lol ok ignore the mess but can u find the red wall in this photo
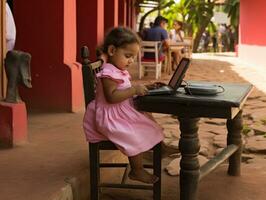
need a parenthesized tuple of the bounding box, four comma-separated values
(14, 0, 82, 112)
(77, 0, 104, 61)
(240, 0, 266, 45)
(105, 0, 119, 31)
(119, 0, 127, 26)
(12, 0, 136, 112)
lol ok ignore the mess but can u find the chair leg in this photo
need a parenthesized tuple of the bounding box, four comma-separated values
(138, 60, 143, 79)
(89, 143, 100, 200)
(158, 64, 162, 79)
(155, 65, 159, 79)
(153, 142, 162, 200)
(139, 66, 143, 79)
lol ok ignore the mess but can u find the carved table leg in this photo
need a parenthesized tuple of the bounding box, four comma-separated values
(227, 110, 243, 176)
(178, 117, 200, 200)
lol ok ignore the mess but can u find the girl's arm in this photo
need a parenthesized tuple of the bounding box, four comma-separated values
(101, 78, 148, 104)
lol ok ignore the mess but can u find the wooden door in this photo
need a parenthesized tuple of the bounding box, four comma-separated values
(0, 0, 6, 99)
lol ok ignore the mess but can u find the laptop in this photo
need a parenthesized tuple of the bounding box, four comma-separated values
(147, 57, 191, 95)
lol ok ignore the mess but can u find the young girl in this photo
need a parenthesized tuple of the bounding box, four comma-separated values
(83, 27, 164, 184)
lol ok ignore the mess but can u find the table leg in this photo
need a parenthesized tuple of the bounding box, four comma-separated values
(226, 110, 243, 176)
(178, 117, 200, 200)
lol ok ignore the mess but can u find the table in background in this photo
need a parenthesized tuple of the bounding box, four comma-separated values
(165, 41, 192, 75)
(135, 81, 253, 200)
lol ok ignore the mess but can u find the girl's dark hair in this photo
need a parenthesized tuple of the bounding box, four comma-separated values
(102, 27, 141, 53)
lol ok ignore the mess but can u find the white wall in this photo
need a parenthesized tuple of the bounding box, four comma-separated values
(238, 44, 266, 68)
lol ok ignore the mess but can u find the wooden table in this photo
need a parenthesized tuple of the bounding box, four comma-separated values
(135, 81, 253, 200)
(165, 41, 192, 75)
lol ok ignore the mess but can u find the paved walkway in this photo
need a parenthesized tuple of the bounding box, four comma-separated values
(0, 53, 266, 200)
(0, 112, 89, 200)
(193, 53, 266, 93)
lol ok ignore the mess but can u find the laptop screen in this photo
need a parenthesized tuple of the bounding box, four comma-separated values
(168, 58, 190, 90)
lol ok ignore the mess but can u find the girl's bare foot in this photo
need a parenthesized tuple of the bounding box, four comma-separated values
(128, 169, 159, 184)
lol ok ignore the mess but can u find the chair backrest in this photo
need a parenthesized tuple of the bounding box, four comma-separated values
(81, 46, 103, 108)
(140, 41, 162, 63)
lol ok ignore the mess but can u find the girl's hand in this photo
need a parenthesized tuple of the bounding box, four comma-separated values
(145, 82, 167, 90)
(133, 85, 148, 96)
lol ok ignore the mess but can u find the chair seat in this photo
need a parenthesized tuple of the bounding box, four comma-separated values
(91, 140, 118, 150)
(141, 55, 165, 62)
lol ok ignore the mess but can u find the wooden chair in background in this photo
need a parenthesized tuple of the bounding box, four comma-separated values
(81, 46, 162, 200)
(138, 41, 165, 79)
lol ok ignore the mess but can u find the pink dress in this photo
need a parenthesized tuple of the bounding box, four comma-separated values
(83, 63, 163, 156)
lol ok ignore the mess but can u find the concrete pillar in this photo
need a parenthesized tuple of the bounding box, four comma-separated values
(104, 0, 118, 32)
(118, 0, 127, 26)
(14, 0, 82, 112)
(77, 0, 104, 61)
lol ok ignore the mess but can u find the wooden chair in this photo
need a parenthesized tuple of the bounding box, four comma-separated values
(81, 46, 162, 200)
(138, 41, 165, 79)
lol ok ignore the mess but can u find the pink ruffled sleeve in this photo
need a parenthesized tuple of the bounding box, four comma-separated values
(96, 63, 124, 84)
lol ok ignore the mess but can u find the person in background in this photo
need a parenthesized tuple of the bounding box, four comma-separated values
(211, 31, 218, 52)
(228, 26, 235, 52)
(169, 20, 185, 69)
(219, 24, 229, 52)
(140, 21, 154, 40)
(144, 16, 169, 59)
(6, 1, 16, 51)
(169, 20, 184, 42)
(149, 21, 154, 28)
(202, 30, 210, 52)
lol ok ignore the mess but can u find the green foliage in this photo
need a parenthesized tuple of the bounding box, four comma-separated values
(162, 1, 184, 30)
(162, 0, 216, 51)
(138, 0, 175, 32)
(162, 0, 214, 35)
(207, 21, 217, 35)
(224, 0, 240, 28)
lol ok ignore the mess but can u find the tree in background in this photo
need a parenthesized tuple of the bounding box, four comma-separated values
(162, 0, 193, 36)
(138, 0, 240, 52)
(137, 0, 175, 33)
(163, 0, 217, 52)
(224, 0, 239, 44)
(224, 0, 239, 28)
